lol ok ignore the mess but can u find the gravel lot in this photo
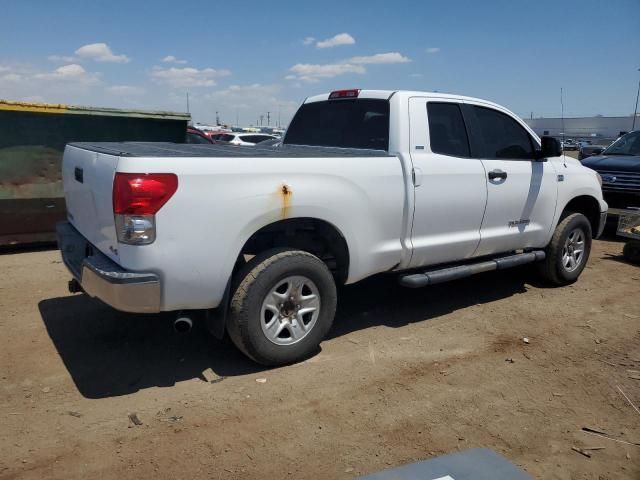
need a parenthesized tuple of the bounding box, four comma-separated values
(1, 237, 639, 479)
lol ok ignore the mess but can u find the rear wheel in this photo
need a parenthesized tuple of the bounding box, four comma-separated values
(227, 249, 337, 366)
(538, 212, 592, 285)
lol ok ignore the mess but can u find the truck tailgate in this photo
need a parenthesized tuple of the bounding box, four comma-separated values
(62, 145, 119, 262)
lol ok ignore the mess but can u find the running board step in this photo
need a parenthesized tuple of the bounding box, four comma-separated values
(398, 251, 546, 288)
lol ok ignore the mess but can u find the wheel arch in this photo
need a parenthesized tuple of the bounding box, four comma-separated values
(559, 195, 602, 235)
(236, 217, 350, 286)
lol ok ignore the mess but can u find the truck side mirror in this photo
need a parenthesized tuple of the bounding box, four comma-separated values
(536, 136, 562, 160)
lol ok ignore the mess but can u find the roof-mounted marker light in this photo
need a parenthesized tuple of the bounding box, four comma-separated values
(328, 89, 360, 100)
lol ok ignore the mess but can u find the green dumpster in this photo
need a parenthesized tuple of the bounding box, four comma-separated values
(0, 100, 190, 246)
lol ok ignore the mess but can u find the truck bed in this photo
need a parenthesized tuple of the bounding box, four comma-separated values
(68, 142, 392, 158)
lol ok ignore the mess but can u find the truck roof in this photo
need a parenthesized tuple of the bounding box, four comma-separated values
(304, 89, 507, 111)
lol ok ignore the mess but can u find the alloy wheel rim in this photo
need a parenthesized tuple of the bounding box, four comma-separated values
(562, 228, 585, 272)
(260, 275, 320, 345)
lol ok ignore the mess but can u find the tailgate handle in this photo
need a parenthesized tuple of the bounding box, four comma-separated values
(74, 167, 84, 183)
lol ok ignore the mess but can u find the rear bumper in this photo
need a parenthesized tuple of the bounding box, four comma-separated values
(56, 222, 161, 313)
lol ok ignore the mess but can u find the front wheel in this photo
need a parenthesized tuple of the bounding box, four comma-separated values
(227, 249, 337, 366)
(538, 212, 592, 285)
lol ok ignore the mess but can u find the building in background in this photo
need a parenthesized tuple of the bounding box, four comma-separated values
(524, 115, 638, 144)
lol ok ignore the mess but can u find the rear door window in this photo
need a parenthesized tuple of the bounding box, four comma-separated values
(471, 106, 535, 160)
(426, 102, 470, 157)
(284, 99, 389, 150)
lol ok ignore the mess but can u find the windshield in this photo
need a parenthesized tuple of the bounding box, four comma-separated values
(603, 131, 640, 156)
(284, 99, 390, 150)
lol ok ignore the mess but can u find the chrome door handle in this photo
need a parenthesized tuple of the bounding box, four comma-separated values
(488, 169, 507, 180)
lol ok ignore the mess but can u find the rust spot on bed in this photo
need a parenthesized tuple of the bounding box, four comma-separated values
(279, 183, 292, 218)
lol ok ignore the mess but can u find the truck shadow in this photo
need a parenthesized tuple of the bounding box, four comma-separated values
(329, 268, 529, 339)
(38, 268, 529, 399)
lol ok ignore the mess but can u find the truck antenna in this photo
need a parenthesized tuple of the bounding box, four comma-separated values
(560, 87, 565, 139)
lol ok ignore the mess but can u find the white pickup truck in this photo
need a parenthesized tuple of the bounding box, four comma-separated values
(57, 89, 607, 365)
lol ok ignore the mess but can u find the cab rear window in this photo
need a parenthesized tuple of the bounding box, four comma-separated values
(284, 99, 389, 150)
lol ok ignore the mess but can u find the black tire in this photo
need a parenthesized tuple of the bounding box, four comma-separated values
(622, 241, 640, 265)
(227, 248, 337, 366)
(538, 212, 592, 285)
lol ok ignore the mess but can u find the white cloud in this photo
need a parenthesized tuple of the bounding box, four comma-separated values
(316, 33, 355, 49)
(48, 55, 77, 63)
(151, 66, 231, 88)
(288, 63, 365, 82)
(162, 55, 187, 65)
(199, 83, 299, 126)
(107, 85, 145, 95)
(75, 43, 130, 63)
(0, 66, 25, 83)
(1, 73, 22, 82)
(0, 63, 103, 106)
(303, 37, 316, 46)
(0, 64, 35, 84)
(34, 64, 99, 84)
(426, 47, 440, 54)
(349, 52, 411, 65)
(286, 52, 411, 82)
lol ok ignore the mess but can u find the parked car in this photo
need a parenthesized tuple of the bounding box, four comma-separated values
(562, 139, 578, 151)
(581, 130, 640, 210)
(216, 133, 278, 146)
(186, 127, 212, 144)
(202, 129, 231, 140)
(578, 144, 605, 160)
(57, 89, 606, 366)
(208, 133, 227, 143)
(256, 137, 282, 147)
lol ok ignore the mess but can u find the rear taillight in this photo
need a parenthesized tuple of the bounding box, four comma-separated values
(113, 173, 178, 215)
(113, 173, 178, 245)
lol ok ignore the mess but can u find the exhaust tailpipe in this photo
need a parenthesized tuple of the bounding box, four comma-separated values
(173, 316, 193, 333)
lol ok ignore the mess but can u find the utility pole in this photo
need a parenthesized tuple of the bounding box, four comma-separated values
(633, 68, 640, 131)
(186, 92, 190, 113)
(267, 111, 271, 126)
(215, 111, 220, 126)
(259, 115, 264, 126)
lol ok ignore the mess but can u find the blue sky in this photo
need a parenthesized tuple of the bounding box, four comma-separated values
(1, 0, 639, 126)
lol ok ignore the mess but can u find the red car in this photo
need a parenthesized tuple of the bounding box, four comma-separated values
(186, 127, 213, 144)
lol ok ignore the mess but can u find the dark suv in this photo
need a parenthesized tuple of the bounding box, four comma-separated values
(581, 130, 640, 210)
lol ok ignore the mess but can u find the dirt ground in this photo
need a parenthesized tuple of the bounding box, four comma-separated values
(1, 237, 639, 480)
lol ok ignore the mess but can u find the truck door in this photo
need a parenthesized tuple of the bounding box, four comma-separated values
(408, 97, 487, 267)
(462, 103, 558, 256)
